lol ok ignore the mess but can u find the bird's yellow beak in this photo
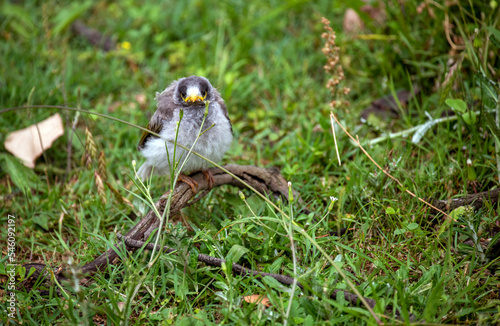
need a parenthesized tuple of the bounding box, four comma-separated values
(183, 89, 207, 105)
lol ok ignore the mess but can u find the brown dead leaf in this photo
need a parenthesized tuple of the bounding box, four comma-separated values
(243, 294, 271, 307)
(4, 113, 64, 168)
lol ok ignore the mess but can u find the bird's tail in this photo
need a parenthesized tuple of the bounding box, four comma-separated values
(136, 162, 153, 181)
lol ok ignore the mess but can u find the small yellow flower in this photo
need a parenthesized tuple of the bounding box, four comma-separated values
(120, 41, 131, 50)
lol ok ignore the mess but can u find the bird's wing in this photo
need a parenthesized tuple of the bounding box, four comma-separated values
(137, 86, 177, 150)
(137, 116, 163, 150)
(215, 93, 233, 134)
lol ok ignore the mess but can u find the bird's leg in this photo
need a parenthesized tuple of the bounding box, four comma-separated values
(177, 173, 198, 193)
(203, 170, 215, 190)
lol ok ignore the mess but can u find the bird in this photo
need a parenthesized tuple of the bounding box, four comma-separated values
(136, 76, 233, 191)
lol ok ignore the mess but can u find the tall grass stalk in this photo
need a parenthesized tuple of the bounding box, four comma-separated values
(283, 182, 298, 326)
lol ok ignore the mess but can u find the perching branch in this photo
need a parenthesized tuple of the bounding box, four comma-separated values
(79, 164, 299, 277)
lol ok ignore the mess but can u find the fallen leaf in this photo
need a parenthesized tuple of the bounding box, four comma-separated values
(4, 113, 64, 168)
(243, 294, 271, 307)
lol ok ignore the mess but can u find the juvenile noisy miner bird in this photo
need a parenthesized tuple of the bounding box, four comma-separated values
(137, 76, 233, 191)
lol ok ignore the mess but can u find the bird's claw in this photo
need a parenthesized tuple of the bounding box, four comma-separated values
(203, 170, 215, 190)
(178, 173, 198, 193)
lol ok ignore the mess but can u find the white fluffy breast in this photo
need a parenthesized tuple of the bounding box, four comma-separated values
(137, 101, 232, 181)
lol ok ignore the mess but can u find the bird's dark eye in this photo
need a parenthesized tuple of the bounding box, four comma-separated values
(201, 85, 209, 98)
(179, 87, 187, 99)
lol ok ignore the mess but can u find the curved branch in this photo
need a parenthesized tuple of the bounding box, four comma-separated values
(80, 164, 297, 276)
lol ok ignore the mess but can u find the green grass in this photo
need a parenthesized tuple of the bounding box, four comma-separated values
(1, 0, 500, 324)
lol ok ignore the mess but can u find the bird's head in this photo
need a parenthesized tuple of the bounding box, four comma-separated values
(174, 76, 214, 107)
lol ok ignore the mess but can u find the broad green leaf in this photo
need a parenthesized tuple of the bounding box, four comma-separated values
(303, 315, 315, 326)
(33, 214, 49, 231)
(269, 257, 285, 274)
(394, 228, 406, 235)
(385, 207, 396, 215)
(226, 244, 249, 265)
(450, 206, 467, 220)
(467, 165, 477, 181)
(445, 98, 467, 113)
(262, 275, 290, 293)
(407, 223, 419, 230)
(462, 111, 477, 125)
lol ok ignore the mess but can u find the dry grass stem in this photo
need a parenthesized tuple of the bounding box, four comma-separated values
(330, 112, 342, 166)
